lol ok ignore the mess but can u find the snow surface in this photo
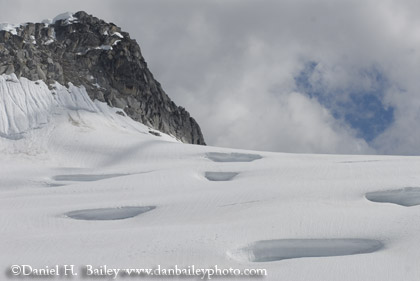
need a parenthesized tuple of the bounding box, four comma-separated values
(1, 12, 73, 37)
(52, 12, 77, 25)
(113, 40, 121, 46)
(0, 74, 171, 141)
(0, 23, 19, 35)
(43, 38, 54, 45)
(1, 75, 420, 280)
(96, 45, 112, 51)
(111, 32, 124, 39)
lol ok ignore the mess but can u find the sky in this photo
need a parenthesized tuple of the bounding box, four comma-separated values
(2, 0, 420, 155)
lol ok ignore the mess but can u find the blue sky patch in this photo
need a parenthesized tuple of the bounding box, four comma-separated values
(295, 62, 394, 142)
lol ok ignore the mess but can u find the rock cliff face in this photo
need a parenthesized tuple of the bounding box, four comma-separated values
(0, 11, 205, 145)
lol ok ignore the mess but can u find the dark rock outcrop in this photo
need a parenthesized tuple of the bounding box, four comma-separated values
(0, 11, 205, 145)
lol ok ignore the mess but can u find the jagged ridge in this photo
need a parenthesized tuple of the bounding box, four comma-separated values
(0, 11, 205, 145)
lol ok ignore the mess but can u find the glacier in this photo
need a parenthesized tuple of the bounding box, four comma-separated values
(1, 75, 420, 280)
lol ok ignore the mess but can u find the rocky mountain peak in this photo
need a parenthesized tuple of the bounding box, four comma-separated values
(0, 11, 205, 145)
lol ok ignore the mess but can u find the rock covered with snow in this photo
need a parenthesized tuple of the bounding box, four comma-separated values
(52, 12, 78, 24)
(0, 11, 205, 145)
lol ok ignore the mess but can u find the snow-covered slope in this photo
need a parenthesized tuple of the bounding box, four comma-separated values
(0, 74, 175, 141)
(1, 77, 420, 280)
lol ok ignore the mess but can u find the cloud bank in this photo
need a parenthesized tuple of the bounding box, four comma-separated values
(2, 0, 420, 155)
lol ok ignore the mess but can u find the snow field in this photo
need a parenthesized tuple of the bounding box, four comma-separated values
(2, 75, 420, 280)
